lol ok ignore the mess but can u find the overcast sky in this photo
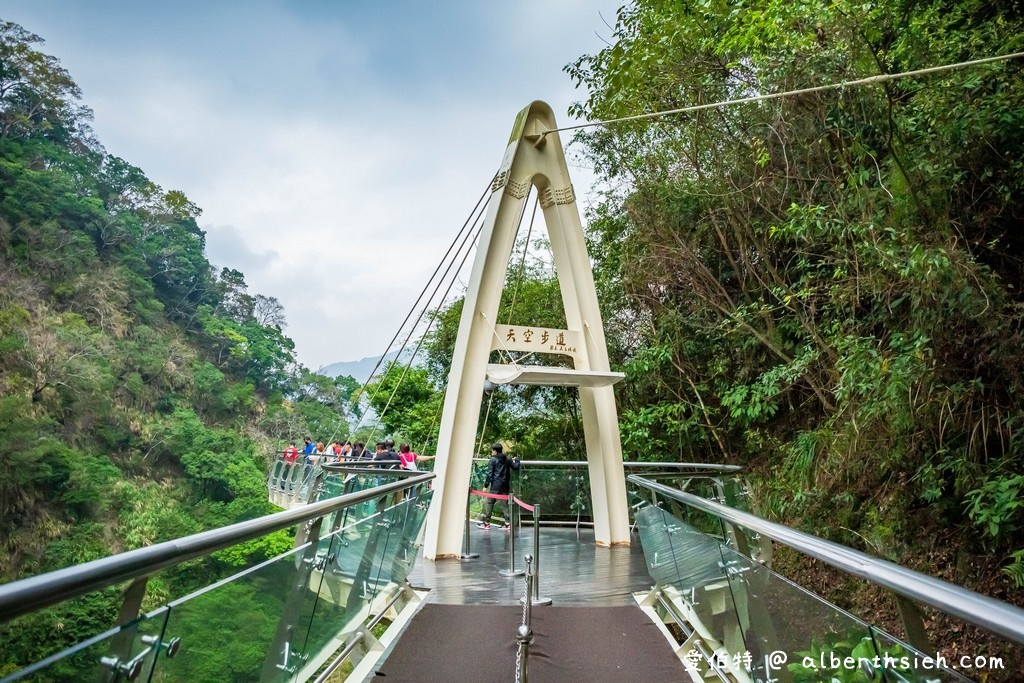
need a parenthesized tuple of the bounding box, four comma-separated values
(4, 1, 622, 370)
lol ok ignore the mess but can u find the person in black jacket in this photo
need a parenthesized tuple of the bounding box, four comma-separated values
(372, 441, 400, 469)
(477, 443, 520, 530)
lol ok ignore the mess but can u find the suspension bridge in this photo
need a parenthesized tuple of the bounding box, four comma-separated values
(1, 99, 1023, 683)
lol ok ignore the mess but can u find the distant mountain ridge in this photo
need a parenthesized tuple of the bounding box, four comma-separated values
(318, 350, 405, 384)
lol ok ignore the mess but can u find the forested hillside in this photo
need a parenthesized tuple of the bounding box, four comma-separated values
(562, 0, 1024, 660)
(0, 21, 356, 672)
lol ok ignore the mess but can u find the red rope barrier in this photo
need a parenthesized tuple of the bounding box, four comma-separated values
(469, 489, 510, 501)
(512, 496, 534, 512)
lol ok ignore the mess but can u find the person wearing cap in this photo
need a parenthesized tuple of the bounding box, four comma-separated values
(477, 443, 520, 530)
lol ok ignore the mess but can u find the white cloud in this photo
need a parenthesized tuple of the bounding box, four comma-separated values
(4, 0, 623, 368)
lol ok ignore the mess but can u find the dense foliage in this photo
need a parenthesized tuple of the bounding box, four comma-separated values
(394, 0, 1024, 665)
(0, 21, 354, 676)
(561, 0, 1024, 658)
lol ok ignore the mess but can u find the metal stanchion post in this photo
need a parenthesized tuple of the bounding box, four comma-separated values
(515, 624, 533, 683)
(500, 489, 524, 577)
(460, 488, 479, 561)
(526, 504, 551, 606)
(523, 554, 534, 626)
(515, 554, 534, 683)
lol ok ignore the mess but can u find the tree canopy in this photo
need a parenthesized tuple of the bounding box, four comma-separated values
(0, 21, 356, 676)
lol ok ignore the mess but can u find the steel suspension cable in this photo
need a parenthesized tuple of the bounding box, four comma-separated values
(372, 174, 542, 450)
(327, 180, 492, 446)
(505, 193, 540, 326)
(544, 51, 1024, 138)
(365, 196, 491, 444)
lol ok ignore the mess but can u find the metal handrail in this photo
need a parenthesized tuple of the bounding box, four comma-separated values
(629, 475, 1024, 645)
(481, 460, 743, 472)
(321, 462, 420, 473)
(0, 472, 435, 622)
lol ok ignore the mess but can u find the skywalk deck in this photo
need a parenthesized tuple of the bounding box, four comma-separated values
(376, 525, 690, 682)
(408, 525, 652, 606)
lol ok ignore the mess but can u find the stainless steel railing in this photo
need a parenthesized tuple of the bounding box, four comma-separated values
(0, 472, 433, 622)
(628, 474, 1024, 646)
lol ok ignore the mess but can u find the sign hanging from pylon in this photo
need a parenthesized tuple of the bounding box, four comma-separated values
(422, 101, 630, 560)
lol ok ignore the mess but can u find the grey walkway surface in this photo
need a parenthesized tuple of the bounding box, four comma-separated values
(407, 524, 653, 606)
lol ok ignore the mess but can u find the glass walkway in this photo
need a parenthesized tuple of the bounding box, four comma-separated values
(0, 460, 1021, 681)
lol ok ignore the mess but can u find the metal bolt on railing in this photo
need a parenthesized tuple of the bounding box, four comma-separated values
(304, 554, 329, 571)
(100, 655, 143, 681)
(275, 641, 303, 674)
(141, 634, 181, 658)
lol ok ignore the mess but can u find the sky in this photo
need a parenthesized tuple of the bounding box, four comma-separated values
(3, 0, 623, 370)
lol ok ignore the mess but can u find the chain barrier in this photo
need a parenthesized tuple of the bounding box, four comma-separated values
(515, 554, 535, 683)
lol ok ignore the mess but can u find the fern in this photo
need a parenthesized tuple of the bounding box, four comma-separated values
(1004, 549, 1024, 588)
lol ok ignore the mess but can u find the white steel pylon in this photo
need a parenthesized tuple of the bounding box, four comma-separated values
(422, 101, 630, 560)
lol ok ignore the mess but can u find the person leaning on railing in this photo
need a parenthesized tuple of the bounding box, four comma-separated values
(398, 443, 435, 470)
(372, 442, 400, 469)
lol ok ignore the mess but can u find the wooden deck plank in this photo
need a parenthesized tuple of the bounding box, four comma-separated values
(408, 525, 652, 606)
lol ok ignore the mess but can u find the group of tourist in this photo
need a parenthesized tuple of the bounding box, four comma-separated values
(279, 438, 517, 530)
(281, 437, 434, 471)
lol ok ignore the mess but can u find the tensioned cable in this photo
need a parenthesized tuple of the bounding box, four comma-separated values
(544, 51, 1024, 137)
(365, 194, 492, 445)
(372, 184, 541, 449)
(486, 187, 534, 364)
(356, 196, 488, 444)
(364, 207, 487, 445)
(506, 194, 540, 326)
(326, 180, 492, 446)
(474, 191, 541, 454)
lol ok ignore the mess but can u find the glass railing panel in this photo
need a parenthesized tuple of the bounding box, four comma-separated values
(386, 487, 434, 585)
(717, 541, 875, 682)
(317, 469, 348, 500)
(267, 458, 286, 489)
(0, 605, 170, 683)
(156, 540, 320, 682)
(289, 510, 390, 681)
(634, 504, 752, 672)
(463, 461, 753, 529)
(868, 628, 973, 683)
(514, 465, 588, 521)
(637, 502, 971, 683)
(292, 486, 432, 679)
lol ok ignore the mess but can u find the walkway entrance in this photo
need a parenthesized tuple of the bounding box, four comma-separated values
(374, 526, 687, 681)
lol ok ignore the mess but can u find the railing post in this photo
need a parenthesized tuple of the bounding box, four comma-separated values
(260, 515, 326, 680)
(461, 488, 479, 561)
(102, 576, 149, 679)
(530, 504, 551, 606)
(896, 595, 932, 653)
(515, 624, 533, 683)
(523, 555, 534, 626)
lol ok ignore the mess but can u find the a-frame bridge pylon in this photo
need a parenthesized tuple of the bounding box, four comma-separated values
(422, 101, 630, 560)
